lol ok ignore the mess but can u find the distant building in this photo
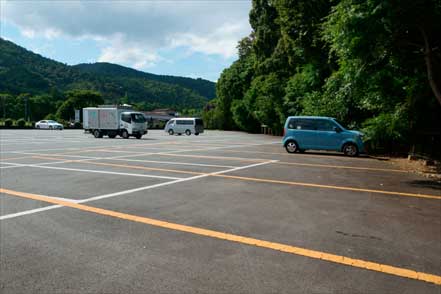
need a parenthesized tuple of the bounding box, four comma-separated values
(142, 108, 179, 129)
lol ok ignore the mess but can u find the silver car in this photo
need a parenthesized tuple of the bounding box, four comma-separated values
(35, 120, 64, 130)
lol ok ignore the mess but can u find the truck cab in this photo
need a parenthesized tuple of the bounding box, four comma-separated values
(120, 112, 147, 139)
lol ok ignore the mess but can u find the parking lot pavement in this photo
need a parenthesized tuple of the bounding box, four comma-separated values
(1, 129, 440, 293)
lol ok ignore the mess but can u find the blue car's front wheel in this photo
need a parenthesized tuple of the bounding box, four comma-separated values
(285, 141, 299, 153)
(343, 143, 359, 157)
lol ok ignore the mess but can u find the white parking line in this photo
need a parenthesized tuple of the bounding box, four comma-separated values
(0, 160, 276, 220)
(1, 152, 239, 169)
(4, 163, 183, 180)
(0, 205, 63, 220)
(110, 158, 237, 169)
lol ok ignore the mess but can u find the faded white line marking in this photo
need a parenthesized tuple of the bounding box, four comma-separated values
(0, 160, 275, 220)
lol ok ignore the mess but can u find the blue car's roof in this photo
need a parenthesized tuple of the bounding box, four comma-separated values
(286, 116, 336, 120)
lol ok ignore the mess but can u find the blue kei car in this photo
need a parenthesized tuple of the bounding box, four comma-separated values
(282, 116, 365, 157)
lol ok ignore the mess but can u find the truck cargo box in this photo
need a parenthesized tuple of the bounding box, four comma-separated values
(83, 108, 119, 130)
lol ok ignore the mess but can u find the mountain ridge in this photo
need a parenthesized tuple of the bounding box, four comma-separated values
(0, 38, 215, 108)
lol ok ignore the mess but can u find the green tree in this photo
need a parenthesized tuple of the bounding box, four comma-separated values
(56, 90, 103, 120)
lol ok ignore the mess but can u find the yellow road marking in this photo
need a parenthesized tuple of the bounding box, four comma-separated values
(30, 156, 441, 200)
(274, 161, 406, 173)
(0, 155, 34, 161)
(218, 148, 380, 161)
(31, 155, 78, 162)
(52, 141, 179, 155)
(80, 161, 204, 176)
(31, 156, 205, 175)
(215, 174, 441, 200)
(1, 187, 440, 285)
(155, 148, 405, 173)
(159, 153, 267, 162)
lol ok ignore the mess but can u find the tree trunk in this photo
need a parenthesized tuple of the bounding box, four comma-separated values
(419, 26, 441, 107)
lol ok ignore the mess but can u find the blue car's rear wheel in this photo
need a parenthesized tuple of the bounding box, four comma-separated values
(285, 141, 298, 153)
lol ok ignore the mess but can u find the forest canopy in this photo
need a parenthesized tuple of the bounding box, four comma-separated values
(210, 0, 441, 155)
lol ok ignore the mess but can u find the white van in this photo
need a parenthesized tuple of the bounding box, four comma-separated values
(164, 118, 204, 136)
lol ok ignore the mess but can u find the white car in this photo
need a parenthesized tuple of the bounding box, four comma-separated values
(35, 120, 63, 130)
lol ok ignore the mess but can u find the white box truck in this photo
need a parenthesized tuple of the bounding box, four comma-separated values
(83, 105, 147, 139)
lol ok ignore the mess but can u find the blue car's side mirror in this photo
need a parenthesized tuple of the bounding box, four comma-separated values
(334, 126, 342, 133)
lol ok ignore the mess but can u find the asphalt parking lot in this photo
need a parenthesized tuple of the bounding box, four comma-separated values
(1, 129, 440, 293)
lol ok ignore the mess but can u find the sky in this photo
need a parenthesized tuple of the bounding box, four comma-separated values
(0, 0, 252, 81)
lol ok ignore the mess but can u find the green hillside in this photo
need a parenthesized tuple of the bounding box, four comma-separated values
(0, 38, 215, 108)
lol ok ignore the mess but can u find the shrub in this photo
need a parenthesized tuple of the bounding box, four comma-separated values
(4, 118, 13, 127)
(44, 113, 58, 120)
(16, 118, 26, 127)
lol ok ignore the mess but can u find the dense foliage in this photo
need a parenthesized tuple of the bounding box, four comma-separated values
(212, 0, 441, 155)
(0, 89, 102, 123)
(0, 38, 215, 110)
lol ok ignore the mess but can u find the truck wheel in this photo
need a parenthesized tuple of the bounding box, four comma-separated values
(135, 134, 142, 139)
(121, 130, 129, 139)
(168, 129, 174, 135)
(185, 130, 191, 136)
(93, 130, 102, 138)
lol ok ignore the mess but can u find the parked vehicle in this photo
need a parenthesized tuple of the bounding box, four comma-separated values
(282, 116, 365, 156)
(35, 120, 63, 130)
(164, 118, 204, 136)
(83, 106, 147, 139)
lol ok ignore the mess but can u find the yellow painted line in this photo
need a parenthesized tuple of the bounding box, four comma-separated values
(80, 161, 205, 176)
(31, 155, 77, 162)
(274, 161, 406, 173)
(31, 156, 441, 200)
(31, 156, 203, 175)
(54, 141, 179, 155)
(1, 187, 440, 285)
(159, 153, 267, 162)
(214, 174, 441, 200)
(0, 155, 34, 161)
(219, 148, 378, 161)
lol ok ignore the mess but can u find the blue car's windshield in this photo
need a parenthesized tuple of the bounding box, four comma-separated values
(333, 119, 347, 130)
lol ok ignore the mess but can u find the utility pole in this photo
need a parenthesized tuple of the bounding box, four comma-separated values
(1, 95, 5, 119)
(23, 95, 29, 121)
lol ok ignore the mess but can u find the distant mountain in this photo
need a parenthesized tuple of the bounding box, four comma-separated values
(0, 38, 215, 108)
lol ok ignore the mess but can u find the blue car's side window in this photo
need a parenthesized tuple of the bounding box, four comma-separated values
(297, 119, 315, 130)
(316, 119, 335, 131)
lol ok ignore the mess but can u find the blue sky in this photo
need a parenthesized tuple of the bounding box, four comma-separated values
(0, 1, 252, 81)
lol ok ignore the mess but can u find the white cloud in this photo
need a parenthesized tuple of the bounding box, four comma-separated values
(2, 0, 252, 69)
(98, 37, 161, 69)
(169, 22, 248, 58)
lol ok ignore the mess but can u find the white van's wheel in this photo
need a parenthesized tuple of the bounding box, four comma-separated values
(168, 129, 174, 135)
(185, 130, 191, 136)
(121, 130, 129, 139)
